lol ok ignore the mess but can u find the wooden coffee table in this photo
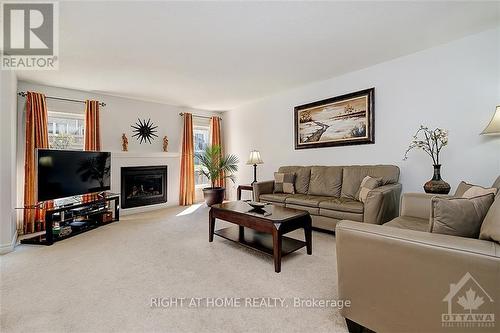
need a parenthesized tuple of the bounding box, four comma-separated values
(209, 201, 312, 273)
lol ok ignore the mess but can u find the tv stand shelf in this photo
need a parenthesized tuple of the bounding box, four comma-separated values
(20, 193, 119, 246)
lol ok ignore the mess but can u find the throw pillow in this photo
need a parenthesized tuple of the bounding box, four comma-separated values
(356, 176, 382, 203)
(429, 194, 495, 238)
(273, 172, 295, 194)
(479, 197, 500, 242)
(462, 186, 497, 199)
(454, 181, 497, 198)
(462, 186, 497, 198)
(492, 176, 500, 191)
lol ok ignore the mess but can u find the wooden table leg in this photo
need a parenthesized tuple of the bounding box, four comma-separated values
(209, 211, 215, 242)
(304, 216, 312, 255)
(272, 228, 282, 273)
(238, 226, 244, 240)
(237, 186, 242, 200)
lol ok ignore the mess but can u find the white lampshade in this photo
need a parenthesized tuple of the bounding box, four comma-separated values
(246, 150, 263, 165)
(481, 105, 500, 135)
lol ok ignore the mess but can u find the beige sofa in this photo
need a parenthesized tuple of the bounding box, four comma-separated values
(336, 177, 500, 333)
(253, 165, 402, 232)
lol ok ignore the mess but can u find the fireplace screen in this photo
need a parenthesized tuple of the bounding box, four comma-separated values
(121, 166, 167, 208)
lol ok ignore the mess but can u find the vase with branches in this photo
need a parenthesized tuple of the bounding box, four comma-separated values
(404, 125, 451, 194)
(196, 145, 239, 206)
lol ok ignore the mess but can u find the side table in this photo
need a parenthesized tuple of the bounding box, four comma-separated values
(237, 184, 253, 200)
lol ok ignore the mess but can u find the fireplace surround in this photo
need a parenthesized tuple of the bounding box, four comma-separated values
(121, 166, 167, 208)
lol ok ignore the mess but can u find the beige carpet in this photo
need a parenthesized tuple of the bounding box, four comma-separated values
(1, 205, 348, 332)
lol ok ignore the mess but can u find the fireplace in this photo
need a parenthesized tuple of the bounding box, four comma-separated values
(121, 166, 167, 208)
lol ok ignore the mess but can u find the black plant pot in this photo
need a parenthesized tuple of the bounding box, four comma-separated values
(423, 164, 451, 194)
(202, 187, 225, 207)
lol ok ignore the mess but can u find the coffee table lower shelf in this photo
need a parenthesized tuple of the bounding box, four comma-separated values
(214, 226, 306, 256)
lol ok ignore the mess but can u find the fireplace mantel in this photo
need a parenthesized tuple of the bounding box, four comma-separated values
(111, 151, 179, 159)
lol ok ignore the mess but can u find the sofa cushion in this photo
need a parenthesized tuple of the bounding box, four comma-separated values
(319, 208, 363, 222)
(319, 197, 364, 214)
(307, 166, 343, 197)
(278, 166, 311, 194)
(341, 165, 400, 199)
(286, 204, 319, 215)
(273, 172, 295, 194)
(384, 216, 429, 232)
(259, 193, 292, 203)
(429, 194, 495, 238)
(285, 194, 331, 208)
(479, 197, 500, 243)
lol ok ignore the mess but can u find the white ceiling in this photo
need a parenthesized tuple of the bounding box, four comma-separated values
(16, 1, 500, 110)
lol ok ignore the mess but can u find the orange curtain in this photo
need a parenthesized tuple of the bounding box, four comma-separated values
(82, 100, 101, 204)
(210, 116, 224, 188)
(84, 100, 101, 151)
(179, 113, 195, 205)
(23, 92, 49, 234)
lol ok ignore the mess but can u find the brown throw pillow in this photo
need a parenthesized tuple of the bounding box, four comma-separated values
(356, 176, 382, 203)
(479, 197, 500, 243)
(274, 172, 295, 194)
(429, 194, 495, 238)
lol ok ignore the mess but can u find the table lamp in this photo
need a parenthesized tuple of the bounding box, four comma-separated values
(481, 105, 500, 135)
(247, 150, 263, 184)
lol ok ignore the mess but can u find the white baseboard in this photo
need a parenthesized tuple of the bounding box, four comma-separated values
(0, 232, 17, 255)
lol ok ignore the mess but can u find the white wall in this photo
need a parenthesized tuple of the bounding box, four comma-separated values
(225, 28, 500, 199)
(16, 82, 221, 214)
(1, 70, 18, 254)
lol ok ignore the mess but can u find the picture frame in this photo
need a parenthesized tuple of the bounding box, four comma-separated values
(294, 88, 375, 149)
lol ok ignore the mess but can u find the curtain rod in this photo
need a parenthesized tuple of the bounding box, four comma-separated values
(179, 112, 221, 120)
(18, 91, 106, 107)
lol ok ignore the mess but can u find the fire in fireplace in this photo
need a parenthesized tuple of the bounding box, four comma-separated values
(121, 166, 167, 208)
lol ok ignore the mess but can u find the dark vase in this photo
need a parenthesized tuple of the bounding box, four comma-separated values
(423, 164, 451, 194)
(202, 187, 225, 206)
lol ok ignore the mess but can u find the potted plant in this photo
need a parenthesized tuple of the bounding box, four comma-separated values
(404, 125, 450, 194)
(196, 145, 239, 206)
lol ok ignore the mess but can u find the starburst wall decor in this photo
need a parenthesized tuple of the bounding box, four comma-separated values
(131, 118, 158, 144)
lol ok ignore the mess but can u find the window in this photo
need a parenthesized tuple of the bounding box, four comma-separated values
(48, 111, 85, 150)
(193, 124, 210, 186)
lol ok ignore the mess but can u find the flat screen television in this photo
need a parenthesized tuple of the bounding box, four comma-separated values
(37, 149, 111, 201)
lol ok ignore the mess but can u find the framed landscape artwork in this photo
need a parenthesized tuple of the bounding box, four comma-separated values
(294, 88, 375, 149)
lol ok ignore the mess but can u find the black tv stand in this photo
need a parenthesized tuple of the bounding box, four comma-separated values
(20, 192, 119, 246)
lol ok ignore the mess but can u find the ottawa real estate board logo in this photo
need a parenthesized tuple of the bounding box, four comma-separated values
(1, 2, 59, 70)
(442, 272, 495, 328)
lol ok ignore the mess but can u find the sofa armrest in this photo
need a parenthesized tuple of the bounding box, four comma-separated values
(363, 183, 402, 224)
(400, 192, 452, 220)
(336, 221, 500, 333)
(252, 180, 274, 201)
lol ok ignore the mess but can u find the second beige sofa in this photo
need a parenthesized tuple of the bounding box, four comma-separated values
(336, 176, 500, 332)
(253, 165, 402, 232)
